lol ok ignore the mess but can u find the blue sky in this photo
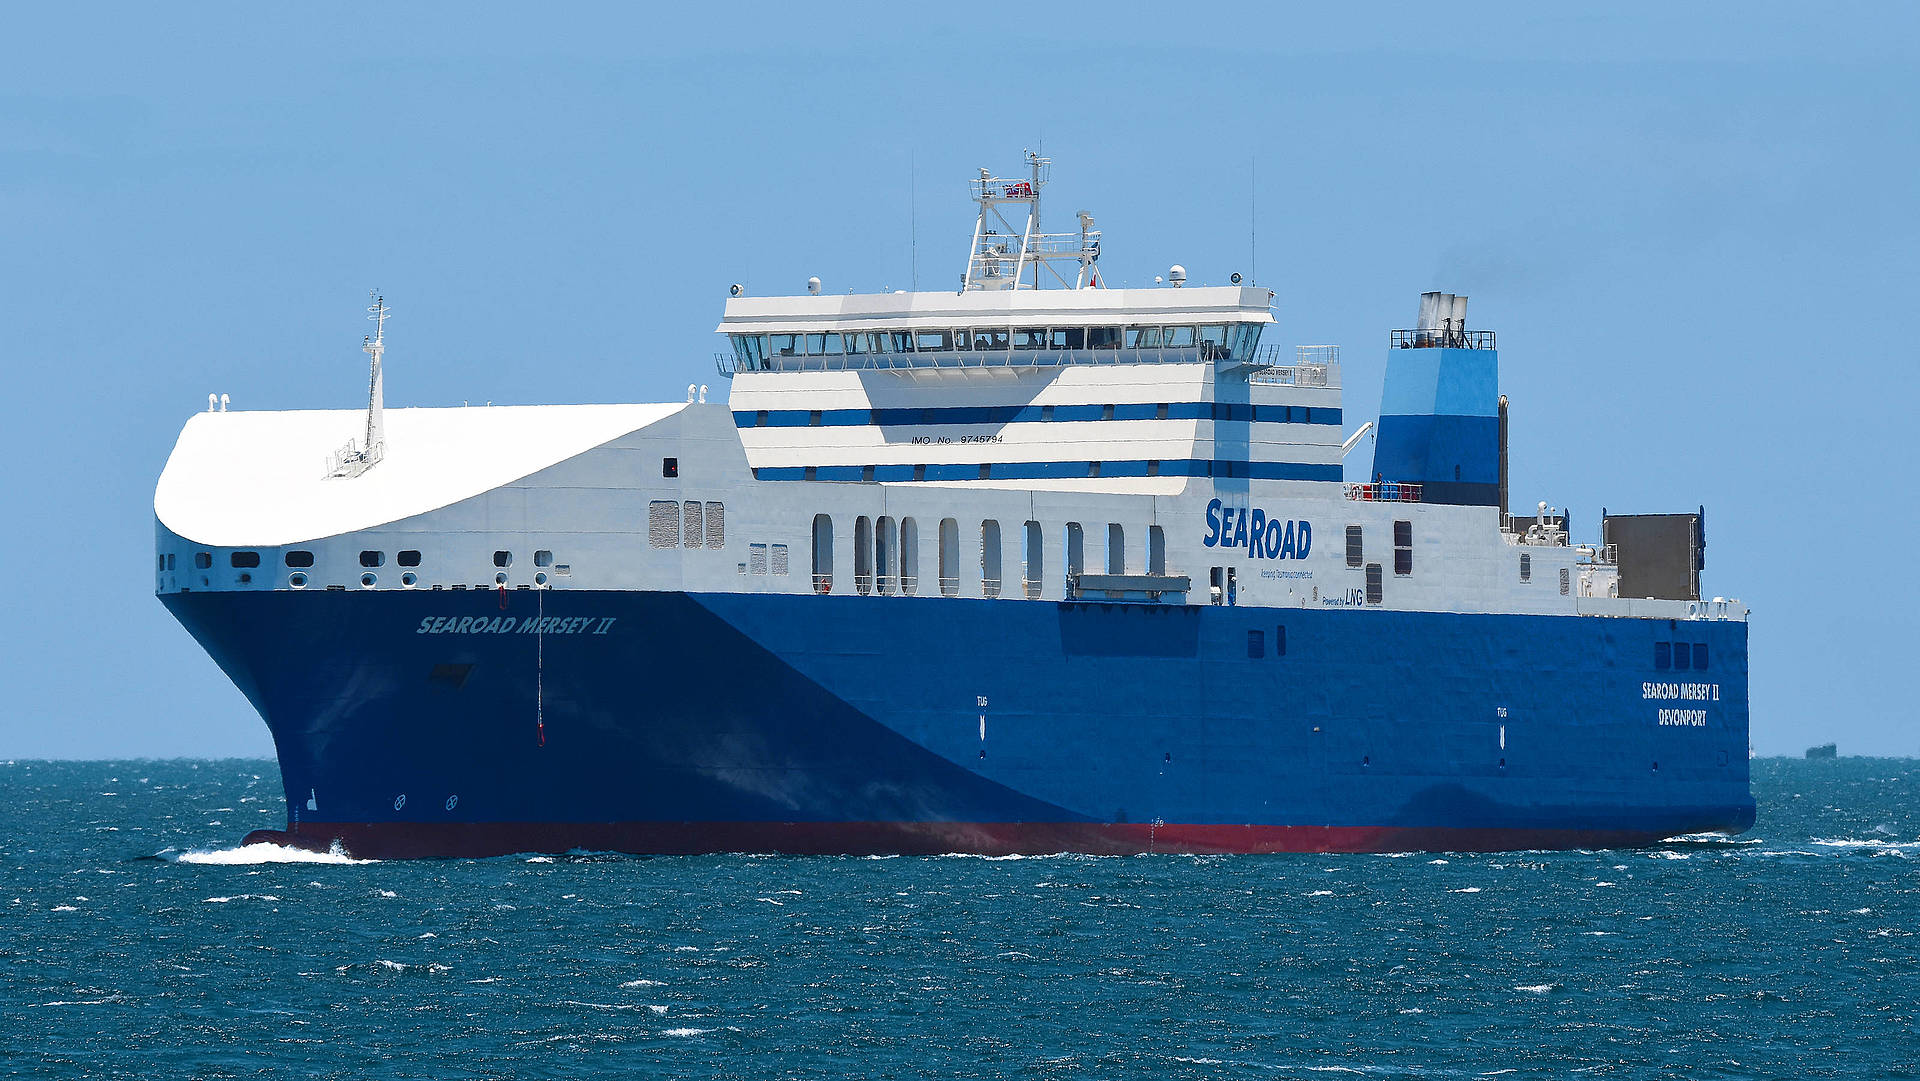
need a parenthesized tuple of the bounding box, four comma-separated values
(2, 4, 1914, 757)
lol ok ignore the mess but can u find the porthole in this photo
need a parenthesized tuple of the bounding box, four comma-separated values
(494, 571, 508, 585)
(289, 572, 308, 589)
(360, 572, 378, 588)
(534, 571, 548, 586)
(400, 572, 418, 588)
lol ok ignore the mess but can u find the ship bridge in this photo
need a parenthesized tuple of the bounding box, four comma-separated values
(710, 155, 1345, 493)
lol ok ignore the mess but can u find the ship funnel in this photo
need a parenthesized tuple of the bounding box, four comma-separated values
(1372, 292, 1500, 506)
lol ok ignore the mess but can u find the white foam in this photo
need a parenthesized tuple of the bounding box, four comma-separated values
(1514, 983, 1557, 993)
(49, 905, 79, 912)
(203, 894, 281, 903)
(1449, 887, 1483, 894)
(1811, 838, 1920, 851)
(167, 841, 373, 866)
(660, 1028, 712, 1037)
(621, 979, 665, 988)
(1307, 890, 1335, 897)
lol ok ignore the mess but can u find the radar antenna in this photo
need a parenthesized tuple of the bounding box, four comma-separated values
(326, 293, 390, 478)
(962, 151, 1102, 291)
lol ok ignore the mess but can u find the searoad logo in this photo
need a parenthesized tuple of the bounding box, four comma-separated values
(1203, 498, 1312, 560)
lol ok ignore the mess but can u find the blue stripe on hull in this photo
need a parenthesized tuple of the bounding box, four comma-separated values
(160, 589, 1754, 855)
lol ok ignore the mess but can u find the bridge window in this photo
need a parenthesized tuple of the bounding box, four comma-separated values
(952, 328, 973, 351)
(1023, 520, 1044, 599)
(649, 501, 679, 548)
(1088, 326, 1121, 349)
(939, 518, 960, 596)
(887, 331, 914, 353)
(977, 329, 1009, 350)
(917, 330, 952, 351)
(1106, 524, 1126, 574)
(1365, 564, 1383, 605)
(981, 520, 1002, 597)
(876, 516, 897, 594)
(1345, 525, 1363, 568)
(1393, 520, 1413, 576)
(811, 514, 833, 593)
(854, 516, 874, 595)
(1148, 525, 1166, 575)
(900, 518, 920, 594)
(1013, 328, 1046, 350)
(1199, 325, 1227, 359)
(843, 332, 869, 355)
(1126, 326, 1162, 349)
(285, 550, 314, 568)
(771, 333, 800, 357)
(803, 333, 828, 355)
(1165, 326, 1196, 347)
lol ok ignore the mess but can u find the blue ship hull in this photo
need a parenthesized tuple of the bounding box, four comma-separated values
(162, 588, 1754, 857)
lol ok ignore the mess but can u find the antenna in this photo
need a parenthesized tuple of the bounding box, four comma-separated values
(910, 150, 918, 291)
(1250, 158, 1258, 286)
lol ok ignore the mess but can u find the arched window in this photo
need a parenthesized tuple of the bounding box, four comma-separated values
(876, 516, 897, 595)
(938, 518, 960, 596)
(1065, 522, 1085, 584)
(1148, 525, 1167, 575)
(900, 517, 919, 595)
(1106, 524, 1126, 575)
(854, 516, 874, 595)
(981, 521, 1002, 597)
(1023, 521, 1044, 599)
(811, 514, 834, 594)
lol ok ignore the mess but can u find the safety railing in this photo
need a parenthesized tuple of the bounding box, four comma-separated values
(938, 576, 960, 597)
(812, 573, 832, 594)
(1390, 329, 1496, 350)
(716, 343, 1264, 378)
(1023, 578, 1043, 600)
(1345, 482, 1423, 503)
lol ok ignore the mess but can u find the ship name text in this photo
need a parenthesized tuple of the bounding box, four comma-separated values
(415, 615, 617, 636)
(1203, 499, 1312, 560)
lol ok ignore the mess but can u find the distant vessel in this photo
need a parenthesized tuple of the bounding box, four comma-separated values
(1805, 743, 1838, 760)
(154, 154, 1755, 857)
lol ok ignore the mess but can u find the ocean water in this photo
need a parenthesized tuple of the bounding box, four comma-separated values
(1, 760, 1915, 1079)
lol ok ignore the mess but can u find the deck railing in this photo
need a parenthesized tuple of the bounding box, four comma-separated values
(1345, 482, 1423, 503)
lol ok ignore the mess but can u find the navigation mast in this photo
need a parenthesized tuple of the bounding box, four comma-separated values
(326, 293, 390, 478)
(962, 151, 1102, 291)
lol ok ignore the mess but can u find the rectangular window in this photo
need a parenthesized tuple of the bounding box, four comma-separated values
(662, 457, 678, 478)
(359, 550, 384, 568)
(1520, 553, 1532, 582)
(1127, 326, 1162, 349)
(1673, 641, 1691, 670)
(532, 550, 552, 567)
(649, 501, 680, 548)
(1013, 328, 1046, 350)
(398, 550, 422, 567)
(1148, 525, 1166, 576)
(1345, 525, 1363, 568)
(843, 332, 868, 355)
(952, 328, 973, 351)
(1165, 326, 1196, 347)
(1106, 523, 1125, 574)
(749, 543, 768, 574)
(1654, 641, 1671, 669)
(1559, 567, 1571, 596)
(705, 502, 726, 548)
(1274, 625, 1287, 657)
(492, 550, 512, 568)
(1247, 630, 1265, 658)
(771, 543, 789, 576)
(916, 330, 952, 351)
(811, 514, 833, 592)
(195, 552, 212, 569)
(1693, 643, 1709, 670)
(1065, 523, 1085, 578)
(683, 502, 703, 548)
(1365, 564, 1383, 605)
(821, 332, 843, 354)
(1393, 519, 1412, 576)
(230, 551, 260, 569)
(771, 333, 800, 357)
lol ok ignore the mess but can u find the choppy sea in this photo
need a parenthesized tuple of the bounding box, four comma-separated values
(1, 759, 1916, 1079)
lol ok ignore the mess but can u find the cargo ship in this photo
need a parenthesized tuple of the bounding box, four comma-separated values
(155, 154, 1754, 857)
